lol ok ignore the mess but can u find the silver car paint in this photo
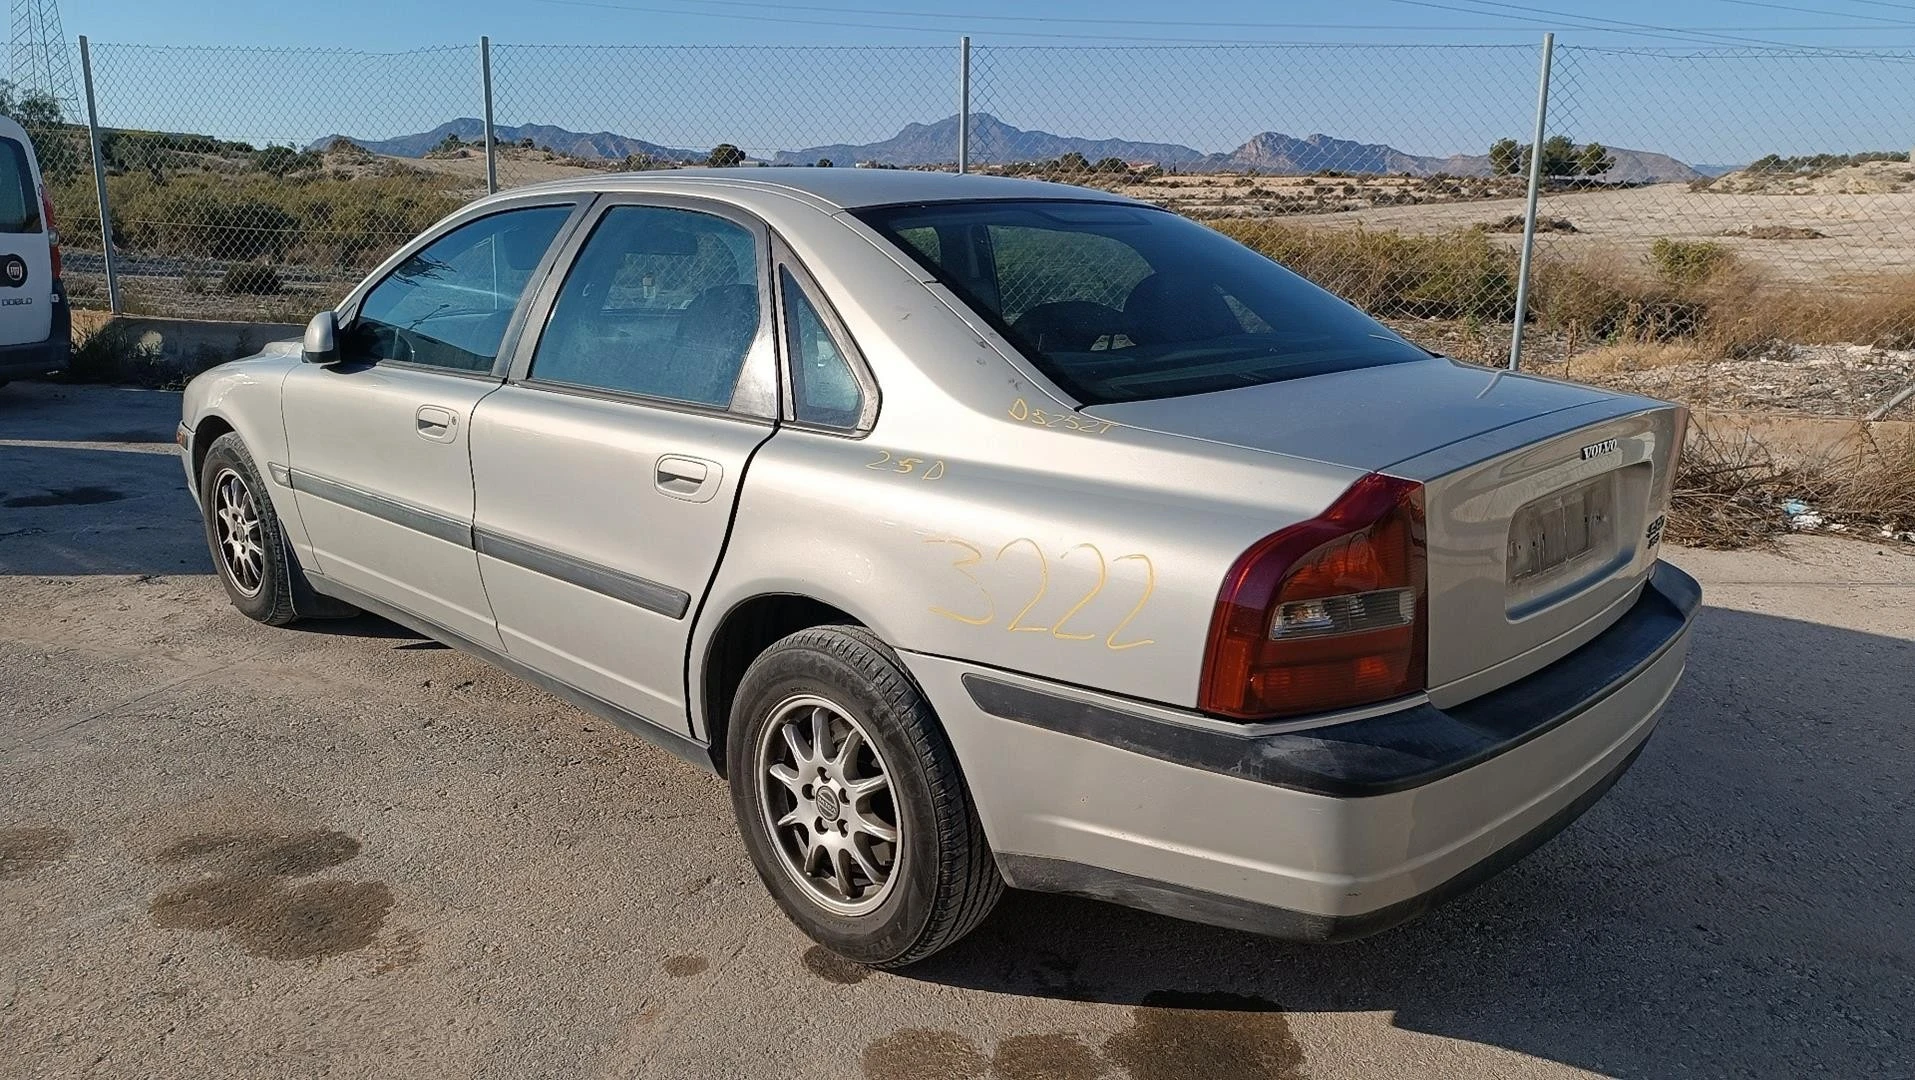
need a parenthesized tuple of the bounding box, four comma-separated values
(901, 622, 1688, 919)
(282, 362, 505, 648)
(179, 169, 1693, 923)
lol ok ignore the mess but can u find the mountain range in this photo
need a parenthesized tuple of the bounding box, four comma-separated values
(317, 112, 1704, 182)
(308, 118, 703, 163)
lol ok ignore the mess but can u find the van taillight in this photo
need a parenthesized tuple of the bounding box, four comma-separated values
(40, 187, 59, 279)
(1199, 473, 1428, 719)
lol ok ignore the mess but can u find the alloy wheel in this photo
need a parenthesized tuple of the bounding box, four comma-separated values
(212, 467, 265, 597)
(756, 693, 902, 916)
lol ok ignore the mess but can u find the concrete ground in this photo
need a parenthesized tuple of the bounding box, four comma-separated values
(2, 381, 1912, 1080)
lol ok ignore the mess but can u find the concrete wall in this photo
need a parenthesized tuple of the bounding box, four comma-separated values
(1692, 406, 1915, 463)
(71, 311, 303, 387)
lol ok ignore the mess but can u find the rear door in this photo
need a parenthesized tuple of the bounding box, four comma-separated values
(0, 127, 53, 346)
(469, 196, 783, 733)
(281, 199, 581, 647)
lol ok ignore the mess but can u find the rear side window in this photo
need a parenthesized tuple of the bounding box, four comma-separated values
(0, 138, 40, 234)
(531, 205, 762, 407)
(855, 200, 1426, 405)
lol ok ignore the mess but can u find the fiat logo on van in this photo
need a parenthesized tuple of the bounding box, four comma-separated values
(0, 255, 25, 287)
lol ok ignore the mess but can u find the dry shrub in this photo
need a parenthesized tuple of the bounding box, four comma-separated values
(1822, 432, 1915, 530)
(1216, 215, 1915, 358)
(1667, 424, 1799, 548)
(1529, 249, 1704, 343)
(1669, 424, 1915, 548)
(1568, 342, 1706, 376)
(1720, 225, 1826, 240)
(1209, 219, 1516, 320)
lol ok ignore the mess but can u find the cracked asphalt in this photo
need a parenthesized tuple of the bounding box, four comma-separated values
(3, 381, 1913, 1079)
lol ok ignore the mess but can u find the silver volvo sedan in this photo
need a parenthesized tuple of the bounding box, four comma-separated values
(177, 170, 1698, 967)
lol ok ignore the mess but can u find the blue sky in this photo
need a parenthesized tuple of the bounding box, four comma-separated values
(49, 0, 1915, 165)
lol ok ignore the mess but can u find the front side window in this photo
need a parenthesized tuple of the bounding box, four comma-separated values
(530, 205, 762, 407)
(855, 200, 1427, 405)
(779, 268, 864, 430)
(347, 205, 572, 372)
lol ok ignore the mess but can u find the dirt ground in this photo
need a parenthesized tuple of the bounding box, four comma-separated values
(3, 383, 1914, 1079)
(1306, 181, 1915, 286)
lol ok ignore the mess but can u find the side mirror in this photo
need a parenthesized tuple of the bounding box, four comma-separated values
(302, 310, 340, 365)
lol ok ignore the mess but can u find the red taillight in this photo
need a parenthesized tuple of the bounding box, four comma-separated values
(40, 187, 59, 279)
(1199, 473, 1428, 720)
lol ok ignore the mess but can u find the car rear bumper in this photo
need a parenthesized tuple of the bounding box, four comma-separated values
(899, 560, 1700, 941)
(0, 279, 72, 380)
(0, 336, 69, 379)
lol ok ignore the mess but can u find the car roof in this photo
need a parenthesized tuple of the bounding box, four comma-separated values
(504, 167, 1140, 211)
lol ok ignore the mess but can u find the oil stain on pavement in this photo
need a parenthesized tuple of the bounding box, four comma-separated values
(147, 828, 393, 962)
(1103, 991, 1304, 1080)
(856, 990, 1302, 1080)
(2, 486, 127, 508)
(0, 825, 73, 879)
(991, 1033, 1108, 1080)
(862, 1028, 992, 1079)
(662, 955, 709, 977)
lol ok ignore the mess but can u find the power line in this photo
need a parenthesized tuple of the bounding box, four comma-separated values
(537, 0, 1915, 33)
(1706, 0, 1915, 25)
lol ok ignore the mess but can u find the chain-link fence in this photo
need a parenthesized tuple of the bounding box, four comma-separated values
(71, 43, 481, 321)
(27, 36, 1915, 419)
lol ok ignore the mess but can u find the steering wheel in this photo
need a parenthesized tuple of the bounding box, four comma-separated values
(1009, 301, 1130, 352)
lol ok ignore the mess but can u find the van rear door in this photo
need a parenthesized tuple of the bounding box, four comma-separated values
(0, 132, 54, 347)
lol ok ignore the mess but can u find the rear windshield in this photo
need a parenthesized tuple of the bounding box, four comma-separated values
(854, 199, 1426, 405)
(0, 138, 37, 234)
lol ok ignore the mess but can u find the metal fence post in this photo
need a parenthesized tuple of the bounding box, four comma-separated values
(480, 36, 498, 194)
(77, 35, 121, 315)
(957, 36, 970, 174)
(1508, 31, 1554, 371)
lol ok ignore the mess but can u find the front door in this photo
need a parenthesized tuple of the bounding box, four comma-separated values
(282, 202, 577, 646)
(470, 200, 779, 732)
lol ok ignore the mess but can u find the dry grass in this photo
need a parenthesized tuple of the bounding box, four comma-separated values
(1565, 342, 1707, 376)
(1668, 423, 1915, 548)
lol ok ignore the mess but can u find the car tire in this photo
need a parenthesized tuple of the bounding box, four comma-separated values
(198, 432, 301, 626)
(728, 625, 1003, 968)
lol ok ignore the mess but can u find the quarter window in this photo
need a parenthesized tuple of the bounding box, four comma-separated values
(531, 205, 762, 408)
(780, 268, 864, 430)
(346, 205, 572, 372)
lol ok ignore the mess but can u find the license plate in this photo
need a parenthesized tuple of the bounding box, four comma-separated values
(1507, 477, 1615, 584)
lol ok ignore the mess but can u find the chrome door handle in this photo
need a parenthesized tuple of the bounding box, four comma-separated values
(655, 454, 720, 503)
(416, 405, 458, 442)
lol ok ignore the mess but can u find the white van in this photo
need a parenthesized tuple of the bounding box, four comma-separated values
(0, 113, 69, 388)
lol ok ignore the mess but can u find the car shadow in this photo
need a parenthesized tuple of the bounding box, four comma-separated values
(901, 606, 1915, 1078)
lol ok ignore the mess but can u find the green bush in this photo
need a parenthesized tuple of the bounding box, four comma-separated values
(1649, 238, 1736, 286)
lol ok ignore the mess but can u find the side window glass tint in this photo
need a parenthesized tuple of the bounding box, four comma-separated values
(347, 206, 571, 372)
(531, 205, 761, 407)
(780, 268, 863, 430)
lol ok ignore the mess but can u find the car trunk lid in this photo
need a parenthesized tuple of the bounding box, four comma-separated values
(1087, 358, 1684, 702)
(1082, 357, 1621, 473)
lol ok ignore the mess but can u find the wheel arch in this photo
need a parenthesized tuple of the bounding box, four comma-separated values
(695, 591, 876, 776)
(188, 412, 237, 495)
